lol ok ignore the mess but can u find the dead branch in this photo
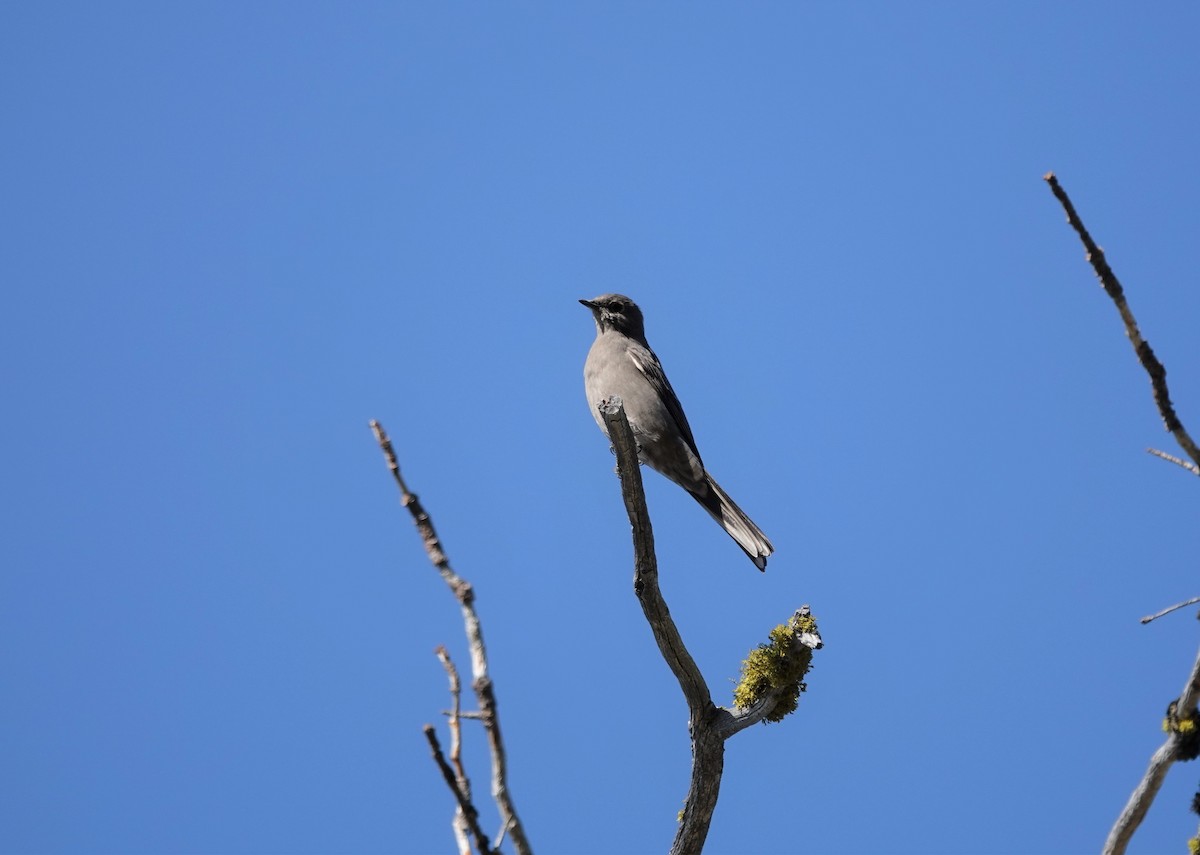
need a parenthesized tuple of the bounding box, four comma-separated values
(1142, 598, 1200, 626)
(1044, 175, 1200, 854)
(1044, 172, 1200, 473)
(371, 420, 532, 855)
(423, 726, 495, 855)
(598, 398, 818, 855)
(1104, 639, 1200, 855)
(1146, 448, 1200, 477)
(437, 646, 472, 855)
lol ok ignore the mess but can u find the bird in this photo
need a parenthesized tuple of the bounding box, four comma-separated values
(580, 293, 774, 570)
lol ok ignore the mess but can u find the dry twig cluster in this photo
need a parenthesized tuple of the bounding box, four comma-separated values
(1045, 174, 1200, 855)
(371, 420, 531, 855)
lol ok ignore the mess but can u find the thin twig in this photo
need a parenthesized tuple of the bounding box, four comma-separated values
(1141, 597, 1200, 626)
(1147, 448, 1200, 476)
(437, 646, 472, 855)
(1044, 173, 1200, 474)
(372, 420, 533, 855)
(370, 420, 462, 592)
(423, 726, 495, 855)
(437, 647, 468, 785)
(492, 819, 512, 853)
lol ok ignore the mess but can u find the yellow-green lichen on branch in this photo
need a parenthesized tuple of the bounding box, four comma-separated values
(1164, 700, 1200, 761)
(732, 607, 821, 723)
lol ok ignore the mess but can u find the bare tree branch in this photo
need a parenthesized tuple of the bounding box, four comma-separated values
(371, 420, 532, 855)
(601, 398, 720, 855)
(1044, 172, 1200, 474)
(1146, 447, 1200, 477)
(600, 399, 712, 710)
(718, 607, 823, 739)
(423, 725, 495, 855)
(1104, 639, 1200, 855)
(1044, 176, 1200, 854)
(437, 646, 472, 855)
(443, 711, 489, 721)
(598, 398, 818, 855)
(1141, 598, 1200, 626)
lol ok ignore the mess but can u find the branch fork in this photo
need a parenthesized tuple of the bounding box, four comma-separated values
(1044, 175, 1200, 854)
(598, 398, 818, 855)
(371, 420, 532, 855)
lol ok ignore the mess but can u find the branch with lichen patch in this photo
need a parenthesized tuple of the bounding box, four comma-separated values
(598, 398, 819, 855)
(1104, 637, 1200, 855)
(719, 607, 822, 738)
(1043, 175, 1200, 854)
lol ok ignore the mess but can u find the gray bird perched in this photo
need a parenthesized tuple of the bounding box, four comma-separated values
(580, 293, 774, 571)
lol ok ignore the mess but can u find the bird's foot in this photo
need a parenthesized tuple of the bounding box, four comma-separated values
(608, 442, 646, 473)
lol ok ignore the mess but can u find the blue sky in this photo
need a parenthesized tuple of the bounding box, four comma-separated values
(4, 3, 1200, 853)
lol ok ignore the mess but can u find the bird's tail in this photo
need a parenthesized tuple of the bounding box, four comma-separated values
(689, 473, 774, 571)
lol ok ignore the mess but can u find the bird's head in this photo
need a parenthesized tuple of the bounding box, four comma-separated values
(579, 293, 647, 341)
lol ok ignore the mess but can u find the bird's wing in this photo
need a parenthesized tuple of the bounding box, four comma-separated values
(627, 344, 704, 464)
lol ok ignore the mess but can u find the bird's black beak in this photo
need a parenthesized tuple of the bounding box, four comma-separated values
(579, 298, 599, 310)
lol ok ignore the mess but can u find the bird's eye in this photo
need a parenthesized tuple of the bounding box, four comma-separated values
(609, 301, 624, 313)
